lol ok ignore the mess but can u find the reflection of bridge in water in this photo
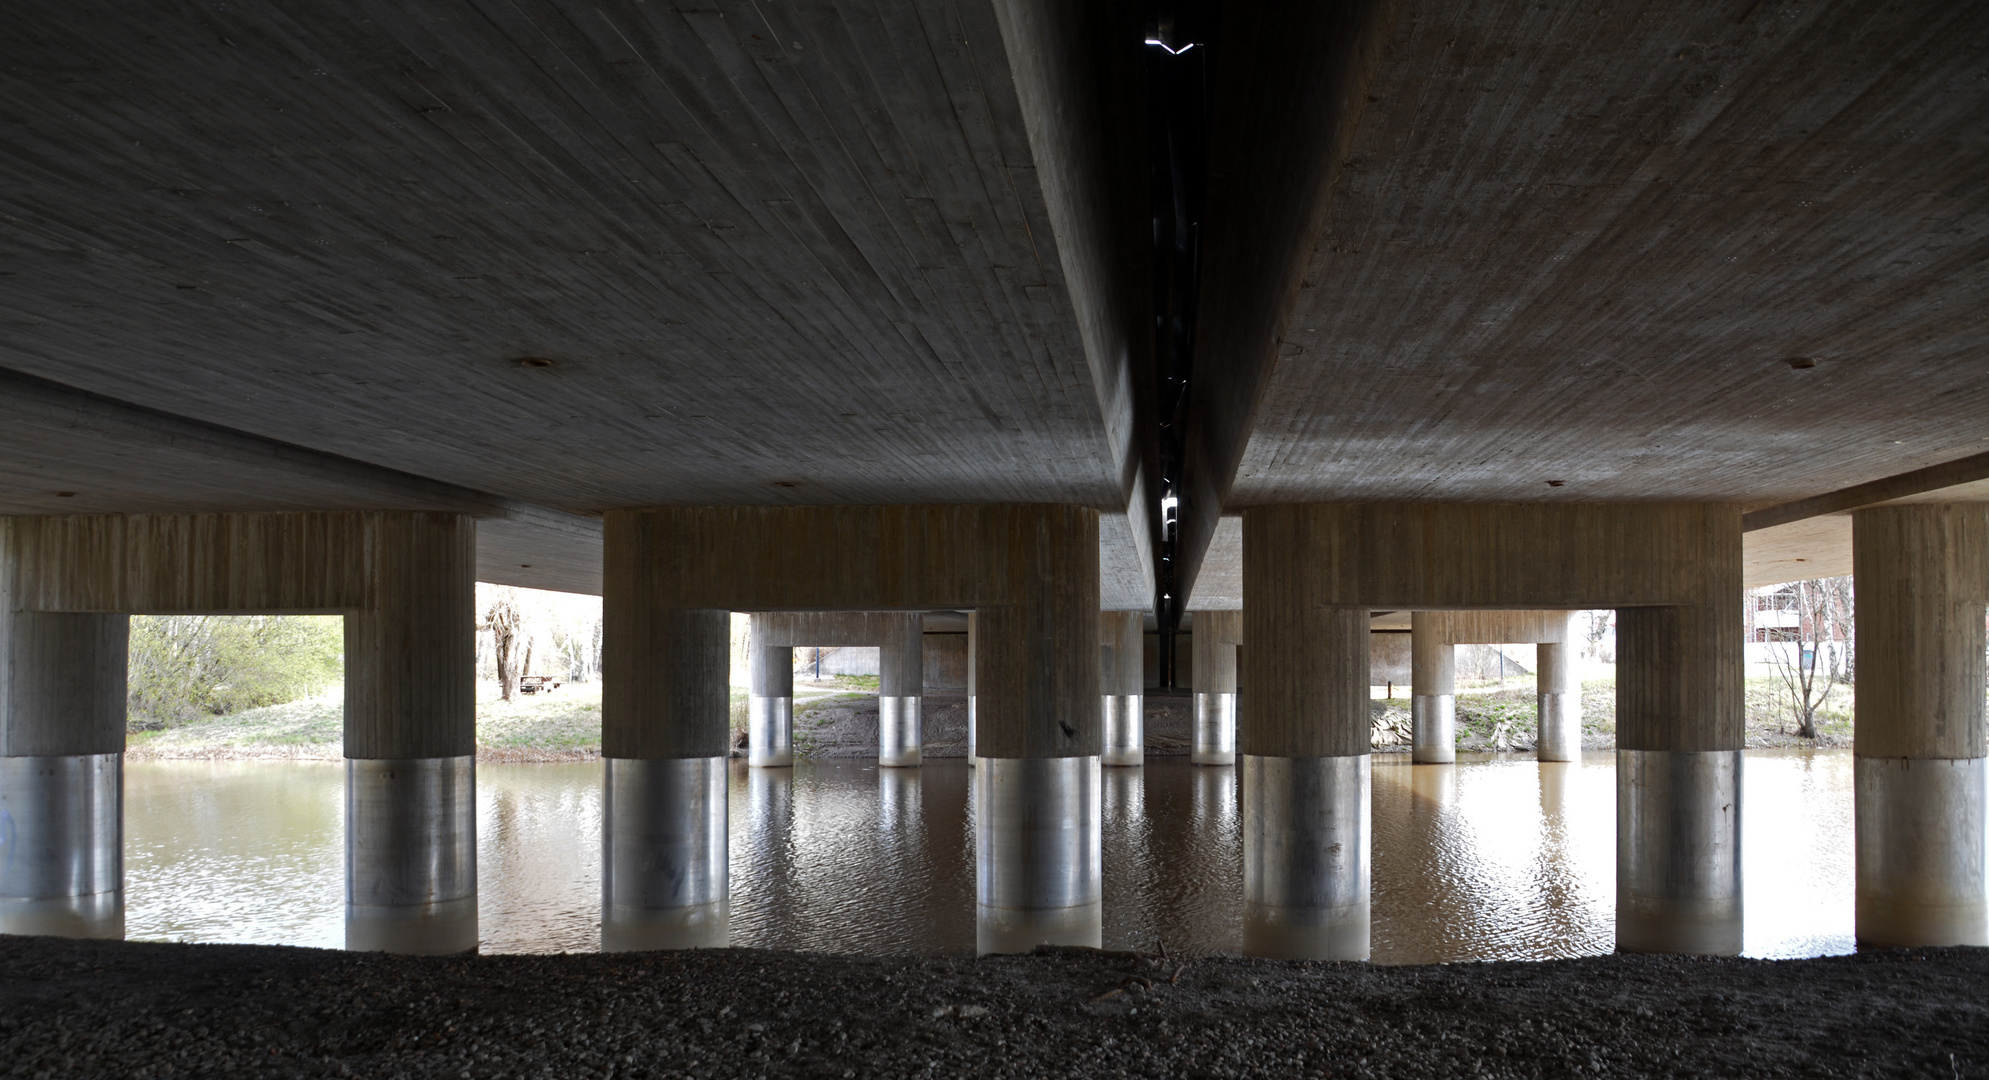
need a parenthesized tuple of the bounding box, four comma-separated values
(113, 754, 1857, 961)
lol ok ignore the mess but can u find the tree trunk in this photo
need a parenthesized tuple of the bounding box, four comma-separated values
(495, 622, 520, 702)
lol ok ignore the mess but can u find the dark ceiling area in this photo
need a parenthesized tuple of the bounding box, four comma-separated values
(0, 0, 1982, 605)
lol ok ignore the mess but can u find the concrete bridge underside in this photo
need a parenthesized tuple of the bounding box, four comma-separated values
(1, 0, 1986, 959)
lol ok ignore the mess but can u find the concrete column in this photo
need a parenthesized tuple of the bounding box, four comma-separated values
(747, 616, 793, 768)
(1410, 612, 1455, 764)
(602, 594, 732, 951)
(1241, 558, 1371, 962)
(0, 602, 129, 939)
(343, 513, 479, 955)
(1853, 504, 1989, 948)
(1191, 610, 1239, 765)
(1536, 612, 1582, 762)
(1099, 611, 1144, 766)
(973, 509, 1101, 954)
(966, 610, 978, 762)
(878, 613, 924, 767)
(1615, 538, 1744, 955)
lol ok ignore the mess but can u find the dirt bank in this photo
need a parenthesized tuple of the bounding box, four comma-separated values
(1, 935, 1979, 1078)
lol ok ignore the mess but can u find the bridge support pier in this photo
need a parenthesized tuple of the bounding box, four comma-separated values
(1853, 504, 1988, 949)
(1410, 613, 1456, 765)
(1191, 610, 1239, 766)
(1536, 613, 1582, 762)
(0, 605, 128, 940)
(1100, 611, 1144, 767)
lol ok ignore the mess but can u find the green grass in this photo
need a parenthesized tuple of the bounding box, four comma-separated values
(131, 683, 612, 757)
(1371, 674, 1857, 751)
(475, 683, 603, 752)
(126, 695, 343, 754)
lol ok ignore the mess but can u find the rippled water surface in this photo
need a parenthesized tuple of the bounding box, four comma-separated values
(123, 750, 1858, 961)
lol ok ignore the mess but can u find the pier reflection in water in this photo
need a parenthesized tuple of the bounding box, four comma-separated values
(121, 751, 1857, 961)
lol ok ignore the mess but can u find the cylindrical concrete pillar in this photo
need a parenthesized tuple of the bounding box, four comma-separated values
(1614, 511, 1745, 955)
(1100, 611, 1144, 766)
(1853, 504, 1989, 948)
(1410, 612, 1455, 764)
(343, 513, 479, 954)
(965, 610, 979, 763)
(971, 506, 1100, 952)
(975, 755, 1101, 953)
(1242, 752, 1370, 959)
(0, 605, 129, 940)
(878, 613, 924, 767)
(602, 756, 729, 951)
(748, 617, 794, 768)
(1191, 610, 1240, 765)
(1240, 590, 1371, 961)
(602, 587, 733, 950)
(1536, 613, 1582, 762)
(345, 756, 477, 954)
(1614, 747, 1740, 953)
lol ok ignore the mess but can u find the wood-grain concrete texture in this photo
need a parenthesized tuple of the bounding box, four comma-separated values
(1415, 611, 1572, 646)
(752, 611, 923, 696)
(1169, 0, 1989, 608)
(604, 505, 1098, 760)
(1228, 0, 1989, 505)
(0, 512, 473, 758)
(1854, 505, 1989, 761)
(1191, 610, 1240, 695)
(1099, 611, 1143, 698)
(1242, 503, 1741, 757)
(0, 0, 1151, 601)
(0, 370, 602, 594)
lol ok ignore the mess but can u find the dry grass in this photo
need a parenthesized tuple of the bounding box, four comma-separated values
(129, 682, 612, 761)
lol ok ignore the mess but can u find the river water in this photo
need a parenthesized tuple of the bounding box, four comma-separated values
(122, 750, 1857, 961)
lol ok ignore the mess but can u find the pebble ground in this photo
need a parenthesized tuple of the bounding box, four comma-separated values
(2, 935, 1982, 1078)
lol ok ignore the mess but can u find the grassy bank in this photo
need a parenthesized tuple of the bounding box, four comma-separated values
(126, 674, 1861, 761)
(128, 682, 613, 761)
(1371, 675, 1855, 753)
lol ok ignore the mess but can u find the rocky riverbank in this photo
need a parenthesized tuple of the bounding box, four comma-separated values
(0, 934, 1980, 1078)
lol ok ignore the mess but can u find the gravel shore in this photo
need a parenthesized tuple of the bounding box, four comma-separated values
(2, 935, 1980, 1079)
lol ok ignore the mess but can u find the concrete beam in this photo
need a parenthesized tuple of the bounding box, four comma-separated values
(0, 367, 602, 595)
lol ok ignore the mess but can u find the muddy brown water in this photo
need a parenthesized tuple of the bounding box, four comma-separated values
(123, 750, 1857, 961)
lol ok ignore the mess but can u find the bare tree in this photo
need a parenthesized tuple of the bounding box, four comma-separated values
(482, 587, 524, 702)
(1761, 578, 1852, 739)
(1583, 610, 1613, 663)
